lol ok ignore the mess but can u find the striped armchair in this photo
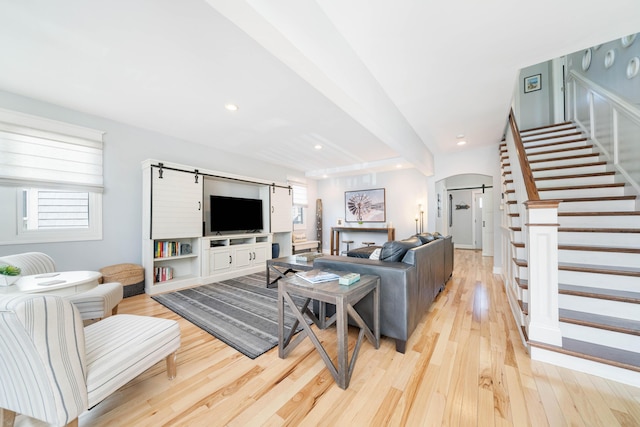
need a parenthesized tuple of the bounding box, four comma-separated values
(0, 252, 123, 321)
(0, 294, 180, 427)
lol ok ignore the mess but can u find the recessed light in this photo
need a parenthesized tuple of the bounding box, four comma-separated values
(314, 144, 322, 150)
(457, 140, 467, 146)
(396, 164, 403, 168)
(456, 134, 465, 139)
(224, 103, 239, 111)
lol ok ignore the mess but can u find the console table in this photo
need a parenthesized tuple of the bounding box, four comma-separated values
(330, 227, 395, 255)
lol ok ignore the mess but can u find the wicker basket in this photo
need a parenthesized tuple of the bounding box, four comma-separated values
(99, 263, 145, 297)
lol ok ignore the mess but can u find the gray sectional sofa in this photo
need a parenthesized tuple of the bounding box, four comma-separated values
(313, 234, 453, 353)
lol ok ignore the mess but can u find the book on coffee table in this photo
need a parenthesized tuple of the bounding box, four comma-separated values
(295, 252, 323, 262)
(295, 269, 339, 283)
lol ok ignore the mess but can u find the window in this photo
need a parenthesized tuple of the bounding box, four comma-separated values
(290, 181, 308, 230)
(0, 108, 104, 244)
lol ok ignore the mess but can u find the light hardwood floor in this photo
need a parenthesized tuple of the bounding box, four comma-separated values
(19, 249, 640, 426)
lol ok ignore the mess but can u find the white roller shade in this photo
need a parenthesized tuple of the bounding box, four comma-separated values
(291, 182, 308, 207)
(0, 108, 104, 192)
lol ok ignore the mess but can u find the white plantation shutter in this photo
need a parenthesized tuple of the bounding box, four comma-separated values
(0, 108, 104, 191)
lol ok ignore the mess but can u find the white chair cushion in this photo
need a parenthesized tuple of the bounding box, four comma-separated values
(84, 314, 180, 406)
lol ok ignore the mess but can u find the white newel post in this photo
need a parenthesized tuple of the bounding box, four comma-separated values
(525, 201, 562, 346)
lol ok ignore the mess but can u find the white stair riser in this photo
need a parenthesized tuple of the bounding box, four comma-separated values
(510, 230, 522, 241)
(559, 249, 640, 269)
(513, 246, 526, 259)
(530, 156, 601, 170)
(508, 217, 521, 227)
(559, 322, 640, 353)
(558, 199, 636, 212)
(533, 164, 610, 178)
(558, 270, 640, 292)
(513, 264, 527, 278)
(540, 187, 625, 199)
(536, 175, 615, 188)
(559, 294, 640, 321)
(558, 232, 640, 247)
(558, 215, 640, 228)
(525, 141, 589, 154)
(522, 131, 580, 143)
(527, 147, 595, 162)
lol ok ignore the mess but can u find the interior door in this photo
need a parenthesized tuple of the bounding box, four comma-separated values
(473, 191, 483, 250)
(481, 189, 494, 256)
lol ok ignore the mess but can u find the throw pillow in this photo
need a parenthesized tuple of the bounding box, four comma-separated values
(380, 236, 422, 262)
(415, 232, 435, 244)
(369, 248, 381, 260)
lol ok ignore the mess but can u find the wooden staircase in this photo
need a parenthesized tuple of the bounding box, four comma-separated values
(500, 121, 640, 375)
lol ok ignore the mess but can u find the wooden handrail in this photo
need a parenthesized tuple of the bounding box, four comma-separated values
(509, 109, 540, 201)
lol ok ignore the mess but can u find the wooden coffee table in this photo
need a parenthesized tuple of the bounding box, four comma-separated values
(277, 272, 380, 389)
(265, 255, 317, 288)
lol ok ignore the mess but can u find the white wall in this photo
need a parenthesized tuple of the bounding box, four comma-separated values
(316, 168, 428, 252)
(519, 62, 553, 130)
(0, 90, 301, 271)
(429, 144, 502, 272)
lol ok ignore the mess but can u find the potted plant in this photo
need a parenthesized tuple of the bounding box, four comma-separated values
(0, 265, 21, 286)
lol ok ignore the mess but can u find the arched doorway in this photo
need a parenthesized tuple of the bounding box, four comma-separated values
(436, 174, 494, 256)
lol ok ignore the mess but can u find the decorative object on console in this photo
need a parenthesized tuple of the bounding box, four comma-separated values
(345, 188, 386, 222)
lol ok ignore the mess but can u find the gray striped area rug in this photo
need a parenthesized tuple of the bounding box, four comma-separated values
(152, 272, 308, 359)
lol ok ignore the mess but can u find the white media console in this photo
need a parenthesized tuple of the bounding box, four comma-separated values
(141, 159, 292, 295)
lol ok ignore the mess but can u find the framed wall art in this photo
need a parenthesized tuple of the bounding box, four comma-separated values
(345, 188, 386, 222)
(524, 74, 541, 93)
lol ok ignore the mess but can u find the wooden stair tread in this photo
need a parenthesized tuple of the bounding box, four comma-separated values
(538, 182, 624, 191)
(558, 227, 640, 233)
(513, 258, 527, 267)
(532, 161, 607, 172)
(558, 244, 640, 254)
(523, 137, 587, 150)
(535, 171, 616, 181)
(521, 121, 574, 133)
(554, 195, 636, 203)
(528, 153, 599, 164)
(522, 131, 582, 143)
(511, 241, 524, 248)
(516, 277, 528, 289)
(559, 309, 640, 336)
(525, 144, 593, 157)
(559, 262, 640, 277)
(559, 283, 640, 304)
(558, 211, 640, 217)
(530, 338, 640, 372)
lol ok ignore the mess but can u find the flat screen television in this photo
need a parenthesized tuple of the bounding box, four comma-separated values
(210, 195, 263, 233)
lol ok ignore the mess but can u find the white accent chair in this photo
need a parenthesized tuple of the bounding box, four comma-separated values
(0, 294, 180, 427)
(0, 252, 123, 320)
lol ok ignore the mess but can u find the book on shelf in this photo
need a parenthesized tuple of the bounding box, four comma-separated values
(295, 252, 323, 262)
(154, 266, 174, 283)
(338, 272, 360, 285)
(295, 269, 339, 284)
(154, 241, 191, 258)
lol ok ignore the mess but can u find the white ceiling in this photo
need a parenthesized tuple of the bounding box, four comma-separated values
(1, 0, 638, 178)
